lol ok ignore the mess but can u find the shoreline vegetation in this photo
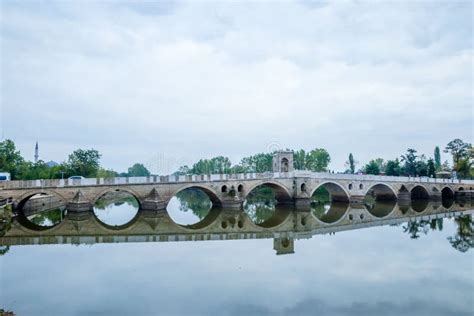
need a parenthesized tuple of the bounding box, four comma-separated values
(0, 139, 472, 181)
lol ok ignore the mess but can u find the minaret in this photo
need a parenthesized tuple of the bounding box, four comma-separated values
(34, 141, 39, 163)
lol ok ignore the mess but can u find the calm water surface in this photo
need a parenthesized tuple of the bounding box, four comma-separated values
(0, 189, 473, 316)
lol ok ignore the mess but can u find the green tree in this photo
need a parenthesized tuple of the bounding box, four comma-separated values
(444, 139, 471, 165)
(415, 160, 428, 177)
(67, 149, 101, 177)
(174, 165, 190, 176)
(401, 148, 418, 176)
(345, 153, 356, 174)
(240, 153, 273, 173)
(305, 148, 331, 172)
(373, 158, 385, 173)
(456, 155, 473, 178)
(294, 149, 306, 170)
(363, 160, 380, 175)
(96, 168, 118, 178)
(127, 163, 151, 177)
(441, 160, 451, 172)
(385, 159, 401, 176)
(434, 146, 441, 171)
(444, 139, 473, 178)
(210, 156, 232, 174)
(0, 139, 25, 179)
(427, 158, 436, 178)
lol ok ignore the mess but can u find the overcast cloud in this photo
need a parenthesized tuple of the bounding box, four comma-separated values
(0, 0, 472, 174)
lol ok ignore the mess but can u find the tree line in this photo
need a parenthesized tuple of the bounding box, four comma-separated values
(0, 139, 151, 180)
(173, 148, 331, 175)
(347, 138, 473, 178)
(1, 138, 472, 180)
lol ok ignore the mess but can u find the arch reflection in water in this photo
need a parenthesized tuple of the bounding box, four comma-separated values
(1, 202, 473, 255)
(311, 186, 349, 223)
(243, 184, 280, 225)
(365, 200, 397, 218)
(93, 191, 139, 226)
(18, 193, 67, 228)
(167, 188, 212, 225)
(411, 199, 430, 213)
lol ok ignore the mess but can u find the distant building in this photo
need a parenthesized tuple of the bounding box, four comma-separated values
(34, 141, 39, 163)
(46, 161, 59, 168)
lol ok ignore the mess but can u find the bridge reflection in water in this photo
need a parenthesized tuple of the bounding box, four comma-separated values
(0, 190, 474, 254)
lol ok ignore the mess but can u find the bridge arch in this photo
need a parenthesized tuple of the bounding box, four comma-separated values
(441, 186, 455, 199)
(92, 187, 143, 208)
(244, 180, 293, 204)
(364, 183, 397, 201)
(15, 189, 68, 212)
(171, 184, 222, 207)
(310, 181, 350, 203)
(410, 185, 430, 200)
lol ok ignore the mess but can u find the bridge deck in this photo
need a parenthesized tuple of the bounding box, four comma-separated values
(1, 171, 472, 190)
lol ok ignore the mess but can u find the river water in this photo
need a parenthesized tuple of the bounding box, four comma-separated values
(0, 189, 472, 316)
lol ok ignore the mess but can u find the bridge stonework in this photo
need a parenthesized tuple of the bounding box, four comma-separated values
(0, 171, 472, 214)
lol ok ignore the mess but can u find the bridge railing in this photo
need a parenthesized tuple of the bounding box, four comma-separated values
(1, 171, 473, 190)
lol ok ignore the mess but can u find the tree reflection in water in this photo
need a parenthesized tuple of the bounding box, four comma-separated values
(93, 192, 139, 226)
(243, 186, 277, 224)
(448, 215, 473, 253)
(175, 188, 212, 220)
(94, 192, 139, 210)
(311, 186, 348, 223)
(28, 208, 67, 227)
(403, 214, 473, 253)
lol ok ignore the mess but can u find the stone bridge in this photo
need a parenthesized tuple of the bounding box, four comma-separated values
(0, 170, 472, 213)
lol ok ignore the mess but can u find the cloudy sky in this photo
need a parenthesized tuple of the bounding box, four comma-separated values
(1, 1, 472, 174)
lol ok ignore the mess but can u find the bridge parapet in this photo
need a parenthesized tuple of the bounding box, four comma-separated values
(2, 171, 473, 190)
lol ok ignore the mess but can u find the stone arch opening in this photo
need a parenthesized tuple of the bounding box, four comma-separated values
(281, 158, 289, 172)
(15, 191, 67, 229)
(93, 190, 141, 226)
(310, 182, 350, 224)
(359, 183, 364, 190)
(348, 183, 353, 190)
(243, 182, 292, 225)
(245, 182, 292, 205)
(365, 184, 397, 201)
(301, 183, 307, 192)
(93, 189, 141, 209)
(166, 185, 222, 226)
(441, 187, 455, 201)
(411, 185, 430, 200)
(173, 185, 222, 207)
(310, 182, 350, 203)
(364, 184, 397, 217)
(221, 185, 228, 193)
(237, 184, 244, 193)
